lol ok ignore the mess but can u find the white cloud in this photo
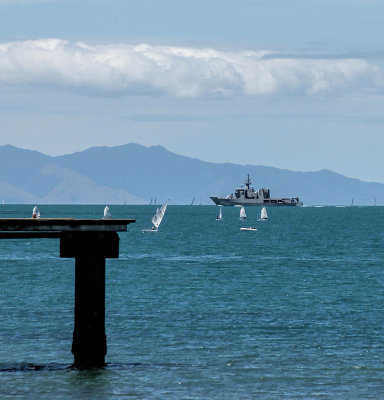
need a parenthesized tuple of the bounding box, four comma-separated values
(0, 38, 383, 98)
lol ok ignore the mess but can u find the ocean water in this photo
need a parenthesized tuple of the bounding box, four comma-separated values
(0, 204, 384, 399)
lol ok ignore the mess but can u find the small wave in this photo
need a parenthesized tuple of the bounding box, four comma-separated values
(0, 363, 72, 373)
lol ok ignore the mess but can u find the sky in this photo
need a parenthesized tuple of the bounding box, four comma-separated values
(0, 0, 384, 183)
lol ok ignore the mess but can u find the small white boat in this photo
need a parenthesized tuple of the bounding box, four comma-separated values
(143, 200, 168, 232)
(216, 206, 223, 220)
(239, 206, 247, 220)
(103, 205, 112, 219)
(260, 206, 268, 220)
(32, 206, 40, 219)
(240, 227, 257, 231)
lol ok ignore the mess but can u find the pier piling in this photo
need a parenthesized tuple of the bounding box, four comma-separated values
(0, 218, 135, 368)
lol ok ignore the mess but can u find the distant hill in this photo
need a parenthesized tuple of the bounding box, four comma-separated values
(0, 143, 382, 205)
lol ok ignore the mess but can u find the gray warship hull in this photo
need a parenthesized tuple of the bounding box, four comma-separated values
(210, 174, 303, 207)
(210, 196, 302, 207)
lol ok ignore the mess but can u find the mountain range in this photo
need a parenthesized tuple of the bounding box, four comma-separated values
(0, 143, 382, 205)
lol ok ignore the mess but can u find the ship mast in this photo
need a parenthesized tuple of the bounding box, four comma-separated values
(245, 174, 252, 189)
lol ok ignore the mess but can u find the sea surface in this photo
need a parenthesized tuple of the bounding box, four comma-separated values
(0, 204, 384, 399)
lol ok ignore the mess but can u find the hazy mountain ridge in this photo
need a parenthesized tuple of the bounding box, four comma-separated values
(0, 144, 382, 205)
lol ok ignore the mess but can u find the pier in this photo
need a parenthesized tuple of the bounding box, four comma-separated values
(0, 217, 135, 368)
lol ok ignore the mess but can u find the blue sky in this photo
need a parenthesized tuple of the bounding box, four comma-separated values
(0, 0, 384, 183)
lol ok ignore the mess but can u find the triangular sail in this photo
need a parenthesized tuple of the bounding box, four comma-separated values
(216, 206, 222, 220)
(152, 200, 168, 229)
(240, 206, 246, 219)
(103, 205, 112, 219)
(260, 206, 268, 220)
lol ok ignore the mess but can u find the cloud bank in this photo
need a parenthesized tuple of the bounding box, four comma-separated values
(0, 39, 383, 98)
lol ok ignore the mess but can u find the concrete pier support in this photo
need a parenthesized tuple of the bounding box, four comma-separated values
(72, 257, 106, 367)
(60, 231, 119, 368)
(0, 218, 134, 368)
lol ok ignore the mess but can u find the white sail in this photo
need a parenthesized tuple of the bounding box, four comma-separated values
(103, 206, 112, 219)
(151, 200, 168, 229)
(216, 206, 222, 220)
(260, 206, 268, 220)
(240, 206, 247, 219)
(32, 206, 40, 219)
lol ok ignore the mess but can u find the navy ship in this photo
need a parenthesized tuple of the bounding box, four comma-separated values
(210, 174, 303, 207)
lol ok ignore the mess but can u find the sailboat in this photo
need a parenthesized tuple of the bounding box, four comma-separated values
(216, 206, 223, 220)
(32, 206, 40, 219)
(260, 206, 268, 220)
(142, 200, 168, 232)
(239, 206, 247, 219)
(103, 206, 112, 219)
